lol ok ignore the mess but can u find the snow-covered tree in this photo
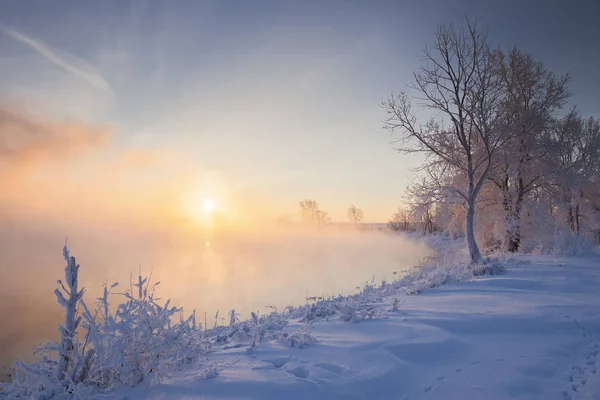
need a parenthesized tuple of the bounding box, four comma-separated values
(55, 244, 86, 384)
(488, 47, 570, 251)
(383, 20, 505, 263)
(547, 111, 600, 233)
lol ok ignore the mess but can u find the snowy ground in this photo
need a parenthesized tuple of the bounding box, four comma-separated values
(112, 253, 600, 400)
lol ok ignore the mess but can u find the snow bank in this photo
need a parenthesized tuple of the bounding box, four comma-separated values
(114, 252, 600, 400)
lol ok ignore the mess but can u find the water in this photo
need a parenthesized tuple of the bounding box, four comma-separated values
(0, 222, 433, 370)
(161, 229, 433, 319)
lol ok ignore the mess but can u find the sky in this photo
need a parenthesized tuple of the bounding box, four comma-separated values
(0, 0, 599, 223)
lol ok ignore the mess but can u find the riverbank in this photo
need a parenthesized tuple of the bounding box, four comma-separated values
(112, 252, 600, 399)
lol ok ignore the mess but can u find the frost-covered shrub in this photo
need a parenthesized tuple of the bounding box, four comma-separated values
(77, 275, 209, 387)
(3, 245, 212, 399)
(334, 301, 358, 323)
(282, 324, 317, 349)
(551, 229, 595, 256)
(390, 297, 402, 312)
(518, 205, 596, 255)
(333, 296, 387, 322)
(213, 310, 289, 350)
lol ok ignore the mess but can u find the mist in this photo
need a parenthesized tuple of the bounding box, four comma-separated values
(0, 214, 433, 369)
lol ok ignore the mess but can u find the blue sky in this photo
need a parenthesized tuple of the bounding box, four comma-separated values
(1, 0, 598, 222)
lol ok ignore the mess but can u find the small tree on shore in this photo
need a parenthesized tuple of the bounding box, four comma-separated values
(299, 199, 331, 226)
(347, 205, 364, 224)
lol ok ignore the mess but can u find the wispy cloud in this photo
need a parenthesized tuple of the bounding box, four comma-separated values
(1, 26, 113, 93)
(0, 103, 112, 172)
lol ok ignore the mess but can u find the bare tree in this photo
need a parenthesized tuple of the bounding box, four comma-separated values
(299, 199, 331, 226)
(347, 204, 364, 224)
(388, 207, 412, 232)
(406, 182, 437, 234)
(489, 47, 570, 251)
(382, 20, 504, 263)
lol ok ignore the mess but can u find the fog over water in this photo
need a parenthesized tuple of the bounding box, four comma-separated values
(0, 217, 433, 369)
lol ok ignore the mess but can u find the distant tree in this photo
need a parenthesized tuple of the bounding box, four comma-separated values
(382, 20, 505, 263)
(347, 205, 364, 224)
(299, 199, 331, 226)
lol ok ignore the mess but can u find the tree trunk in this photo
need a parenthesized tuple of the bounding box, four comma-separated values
(466, 151, 484, 264)
(568, 205, 575, 232)
(507, 219, 520, 252)
(507, 209, 522, 252)
(501, 187, 516, 252)
(498, 175, 521, 252)
(507, 178, 525, 252)
(466, 201, 482, 263)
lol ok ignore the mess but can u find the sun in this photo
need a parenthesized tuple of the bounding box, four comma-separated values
(203, 198, 215, 214)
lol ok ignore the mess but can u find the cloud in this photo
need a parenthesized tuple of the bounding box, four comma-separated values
(1, 26, 113, 93)
(0, 102, 190, 228)
(0, 104, 112, 171)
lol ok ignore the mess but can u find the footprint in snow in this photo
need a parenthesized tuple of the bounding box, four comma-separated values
(314, 362, 346, 375)
(253, 356, 292, 370)
(286, 366, 309, 379)
(559, 313, 600, 396)
(416, 354, 543, 397)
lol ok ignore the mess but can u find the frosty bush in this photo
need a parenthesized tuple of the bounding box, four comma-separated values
(2, 245, 211, 399)
(334, 301, 358, 323)
(283, 324, 317, 349)
(551, 229, 595, 256)
(76, 275, 209, 388)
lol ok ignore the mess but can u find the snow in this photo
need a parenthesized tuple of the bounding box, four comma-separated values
(110, 252, 600, 400)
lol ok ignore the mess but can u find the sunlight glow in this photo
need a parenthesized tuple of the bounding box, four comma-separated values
(203, 198, 215, 213)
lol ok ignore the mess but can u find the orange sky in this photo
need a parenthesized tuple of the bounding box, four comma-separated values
(0, 104, 285, 235)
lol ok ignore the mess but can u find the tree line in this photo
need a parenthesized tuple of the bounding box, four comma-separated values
(294, 19, 598, 264)
(297, 199, 364, 226)
(382, 19, 600, 262)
